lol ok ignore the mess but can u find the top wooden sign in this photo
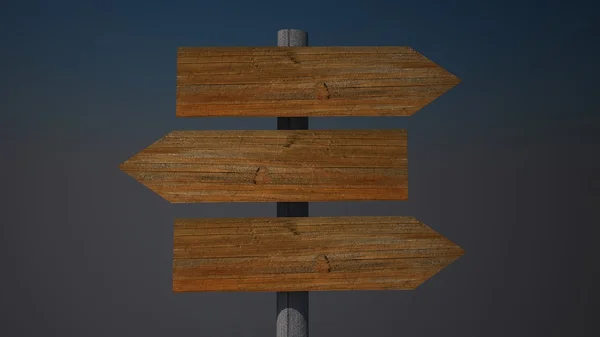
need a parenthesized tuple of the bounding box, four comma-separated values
(177, 47, 459, 117)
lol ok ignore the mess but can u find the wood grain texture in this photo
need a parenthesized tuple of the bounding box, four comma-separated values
(119, 130, 408, 203)
(176, 46, 460, 117)
(173, 216, 464, 292)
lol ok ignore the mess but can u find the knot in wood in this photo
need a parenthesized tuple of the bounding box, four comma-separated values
(253, 166, 270, 184)
(315, 82, 330, 100)
(314, 254, 331, 273)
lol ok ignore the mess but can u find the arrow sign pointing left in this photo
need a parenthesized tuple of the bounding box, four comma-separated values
(120, 129, 408, 203)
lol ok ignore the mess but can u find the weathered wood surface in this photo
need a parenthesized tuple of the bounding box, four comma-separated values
(176, 46, 460, 117)
(172, 216, 464, 292)
(119, 130, 408, 203)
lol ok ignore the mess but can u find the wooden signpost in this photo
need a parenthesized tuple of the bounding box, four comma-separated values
(176, 46, 459, 117)
(120, 129, 408, 203)
(173, 216, 463, 292)
(120, 29, 462, 337)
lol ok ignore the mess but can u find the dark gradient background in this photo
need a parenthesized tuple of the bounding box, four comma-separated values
(1, 0, 598, 336)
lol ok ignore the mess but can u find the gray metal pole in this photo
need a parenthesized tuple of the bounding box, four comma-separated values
(276, 28, 309, 337)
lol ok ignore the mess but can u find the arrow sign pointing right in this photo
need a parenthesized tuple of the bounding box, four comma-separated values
(177, 46, 460, 117)
(173, 216, 464, 292)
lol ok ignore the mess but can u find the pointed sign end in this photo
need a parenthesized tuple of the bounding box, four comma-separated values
(411, 252, 464, 290)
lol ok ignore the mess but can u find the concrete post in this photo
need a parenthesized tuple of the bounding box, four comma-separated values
(276, 28, 309, 337)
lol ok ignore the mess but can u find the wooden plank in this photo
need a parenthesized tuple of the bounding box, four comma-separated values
(176, 46, 460, 117)
(119, 130, 408, 203)
(172, 216, 464, 292)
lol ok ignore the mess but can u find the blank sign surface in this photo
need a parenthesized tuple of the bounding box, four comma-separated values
(173, 216, 464, 292)
(177, 46, 460, 117)
(120, 130, 408, 203)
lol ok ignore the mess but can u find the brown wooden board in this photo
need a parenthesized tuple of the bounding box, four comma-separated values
(177, 46, 460, 117)
(172, 216, 464, 292)
(119, 130, 408, 203)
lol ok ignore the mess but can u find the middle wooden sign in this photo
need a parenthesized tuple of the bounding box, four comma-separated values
(120, 129, 407, 203)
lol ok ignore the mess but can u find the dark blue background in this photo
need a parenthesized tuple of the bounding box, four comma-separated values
(1, 0, 597, 336)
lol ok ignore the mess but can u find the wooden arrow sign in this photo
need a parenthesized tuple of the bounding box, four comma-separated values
(173, 216, 463, 292)
(119, 129, 407, 203)
(177, 46, 460, 117)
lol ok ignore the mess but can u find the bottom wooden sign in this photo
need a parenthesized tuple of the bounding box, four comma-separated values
(173, 216, 463, 292)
